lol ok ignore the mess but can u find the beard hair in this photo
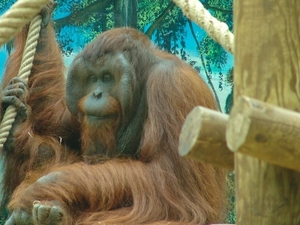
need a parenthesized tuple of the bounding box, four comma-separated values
(80, 116, 120, 164)
(78, 96, 122, 164)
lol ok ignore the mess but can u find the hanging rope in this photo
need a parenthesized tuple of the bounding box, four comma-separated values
(172, 0, 234, 54)
(0, 14, 44, 150)
(0, 0, 48, 48)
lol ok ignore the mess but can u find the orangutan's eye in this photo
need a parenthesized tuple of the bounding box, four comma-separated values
(102, 74, 113, 83)
(90, 75, 97, 82)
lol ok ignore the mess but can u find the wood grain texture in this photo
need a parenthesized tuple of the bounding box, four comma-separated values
(234, 0, 300, 224)
(227, 96, 300, 172)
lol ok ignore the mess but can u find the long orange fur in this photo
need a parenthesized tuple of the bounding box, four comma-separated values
(4, 26, 227, 224)
(0, 23, 81, 209)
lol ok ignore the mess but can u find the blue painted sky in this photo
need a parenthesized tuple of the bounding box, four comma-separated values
(0, 49, 8, 77)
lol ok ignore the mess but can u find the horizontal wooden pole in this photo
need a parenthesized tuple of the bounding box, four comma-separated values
(226, 96, 300, 172)
(179, 106, 234, 170)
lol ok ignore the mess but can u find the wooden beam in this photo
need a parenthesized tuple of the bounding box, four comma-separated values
(179, 106, 234, 170)
(234, 0, 300, 224)
(226, 96, 300, 172)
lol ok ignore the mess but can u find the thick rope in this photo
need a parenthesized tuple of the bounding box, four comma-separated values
(172, 0, 234, 54)
(0, 15, 42, 150)
(0, 0, 48, 48)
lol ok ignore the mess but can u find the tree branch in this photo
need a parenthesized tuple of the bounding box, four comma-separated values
(54, 0, 112, 30)
(145, 2, 175, 38)
(188, 20, 222, 112)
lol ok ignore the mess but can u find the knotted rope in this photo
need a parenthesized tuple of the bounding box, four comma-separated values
(0, 0, 47, 150)
(172, 0, 234, 54)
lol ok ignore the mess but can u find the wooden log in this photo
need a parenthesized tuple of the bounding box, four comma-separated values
(226, 96, 300, 172)
(234, 0, 300, 224)
(179, 106, 234, 170)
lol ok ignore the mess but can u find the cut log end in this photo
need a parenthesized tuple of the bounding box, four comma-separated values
(179, 106, 203, 156)
(226, 113, 251, 152)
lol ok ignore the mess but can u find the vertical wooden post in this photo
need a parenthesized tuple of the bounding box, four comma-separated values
(234, 0, 300, 224)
